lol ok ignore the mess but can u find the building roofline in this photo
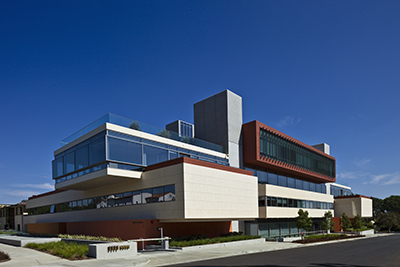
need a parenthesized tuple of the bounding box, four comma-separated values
(334, 194, 371, 199)
(145, 156, 253, 176)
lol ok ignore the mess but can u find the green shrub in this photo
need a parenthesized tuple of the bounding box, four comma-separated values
(170, 235, 260, 247)
(25, 241, 89, 260)
(305, 234, 342, 240)
(58, 234, 121, 242)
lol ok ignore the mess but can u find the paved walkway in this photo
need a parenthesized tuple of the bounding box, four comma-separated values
(0, 234, 390, 267)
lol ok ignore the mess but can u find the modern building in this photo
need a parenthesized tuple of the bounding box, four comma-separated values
(25, 90, 372, 239)
(0, 202, 27, 232)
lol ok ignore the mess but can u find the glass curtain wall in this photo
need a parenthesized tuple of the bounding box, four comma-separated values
(259, 129, 335, 178)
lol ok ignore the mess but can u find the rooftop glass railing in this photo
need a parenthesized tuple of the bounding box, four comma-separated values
(60, 113, 224, 153)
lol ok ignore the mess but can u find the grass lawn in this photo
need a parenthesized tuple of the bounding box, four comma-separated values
(25, 241, 89, 260)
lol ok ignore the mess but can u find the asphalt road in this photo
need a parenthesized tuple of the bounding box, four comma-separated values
(167, 234, 400, 267)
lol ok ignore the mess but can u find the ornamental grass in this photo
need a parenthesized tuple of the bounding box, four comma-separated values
(25, 241, 89, 260)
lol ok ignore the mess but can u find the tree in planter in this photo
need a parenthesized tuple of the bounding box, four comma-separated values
(157, 129, 172, 139)
(129, 121, 141, 131)
(340, 212, 351, 232)
(321, 211, 335, 234)
(296, 209, 313, 239)
(352, 214, 362, 233)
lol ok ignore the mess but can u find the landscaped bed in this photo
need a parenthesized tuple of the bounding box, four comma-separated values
(293, 234, 365, 244)
(25, 241, 90, 260)
(170, 234, 261, 247)
(0, 250, 11, 263)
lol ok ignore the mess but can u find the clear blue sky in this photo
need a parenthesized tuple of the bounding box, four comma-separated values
(1, 0, 399, 204)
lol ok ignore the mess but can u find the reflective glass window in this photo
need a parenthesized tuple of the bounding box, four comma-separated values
(152, 187, 164, 202)
(270, 223, 280, 237)
(290, 222, 298, 234)
(142, 189, 152, 203)
(143, 145, 168, 166)
(278, 175, 287, 187)
(132, 191, 142, 204)
(169, 151, 178, 160)
(271, 197, 277, 206)
(296, 179, 303, 190)
(64, 152, 75, 174)
(287, 177, 295, 188)
(269, 173, 278, 185)
(89, 137, 105, 165)
(164, 185, 175, 202)
(52, 158, 63, 178)
(281, 223, 290, 235)
(303, 181, 310, 191)
(309, 182, 316, 192)
(107, 137, 142, 165)
(277, 198, 282, 207)
(282, 198, 288, 207)
(75, 146, 88, 170)
(315, 183, 321, 193)
(257, 171, 268, 184)
(82, 199, 88, 209)
(267, 196, 272, 206)
(115, 193, 125, 206)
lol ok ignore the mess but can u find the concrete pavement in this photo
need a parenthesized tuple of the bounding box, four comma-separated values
(0, 234, 390, 267)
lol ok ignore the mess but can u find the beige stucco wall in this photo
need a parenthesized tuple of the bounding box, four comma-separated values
(259, 184, 334, 219)
(26, 161, 258, 225)
(182, 164, 258, 219)
(334, 197, 373, 218)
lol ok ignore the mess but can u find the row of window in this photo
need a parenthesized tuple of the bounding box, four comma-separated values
(259, 196, 334, 209)
(330, 185, 353, 197)
(246, 168, 327, 194)
(259, 129, 335, 178)
(248, 222, 313, 238)
(28, 185, 175, 215)
(53, 130, 228, 180)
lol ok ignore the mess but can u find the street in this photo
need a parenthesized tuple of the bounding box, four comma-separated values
(167, 234, 400, 267)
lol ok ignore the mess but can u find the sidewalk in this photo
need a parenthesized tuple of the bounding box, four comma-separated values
(0, 234, 389, 267)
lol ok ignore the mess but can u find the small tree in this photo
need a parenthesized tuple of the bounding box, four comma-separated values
(129, 121, 141, 131)
(340, 212, 351, 232)
(296, 209, 313, 239)
(321, 211, 335, 234)
(352, 214, 362, 233)
(157, 129, 172, 139)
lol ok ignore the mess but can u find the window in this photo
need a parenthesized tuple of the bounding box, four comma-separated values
(142, 189, 152, 203)
(259, 196, 266, 206)
(107, 137, 142, 165)
(278, 175, 287, 187)
(89, 138, 105, 165)
(269, 173, 278, 185)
